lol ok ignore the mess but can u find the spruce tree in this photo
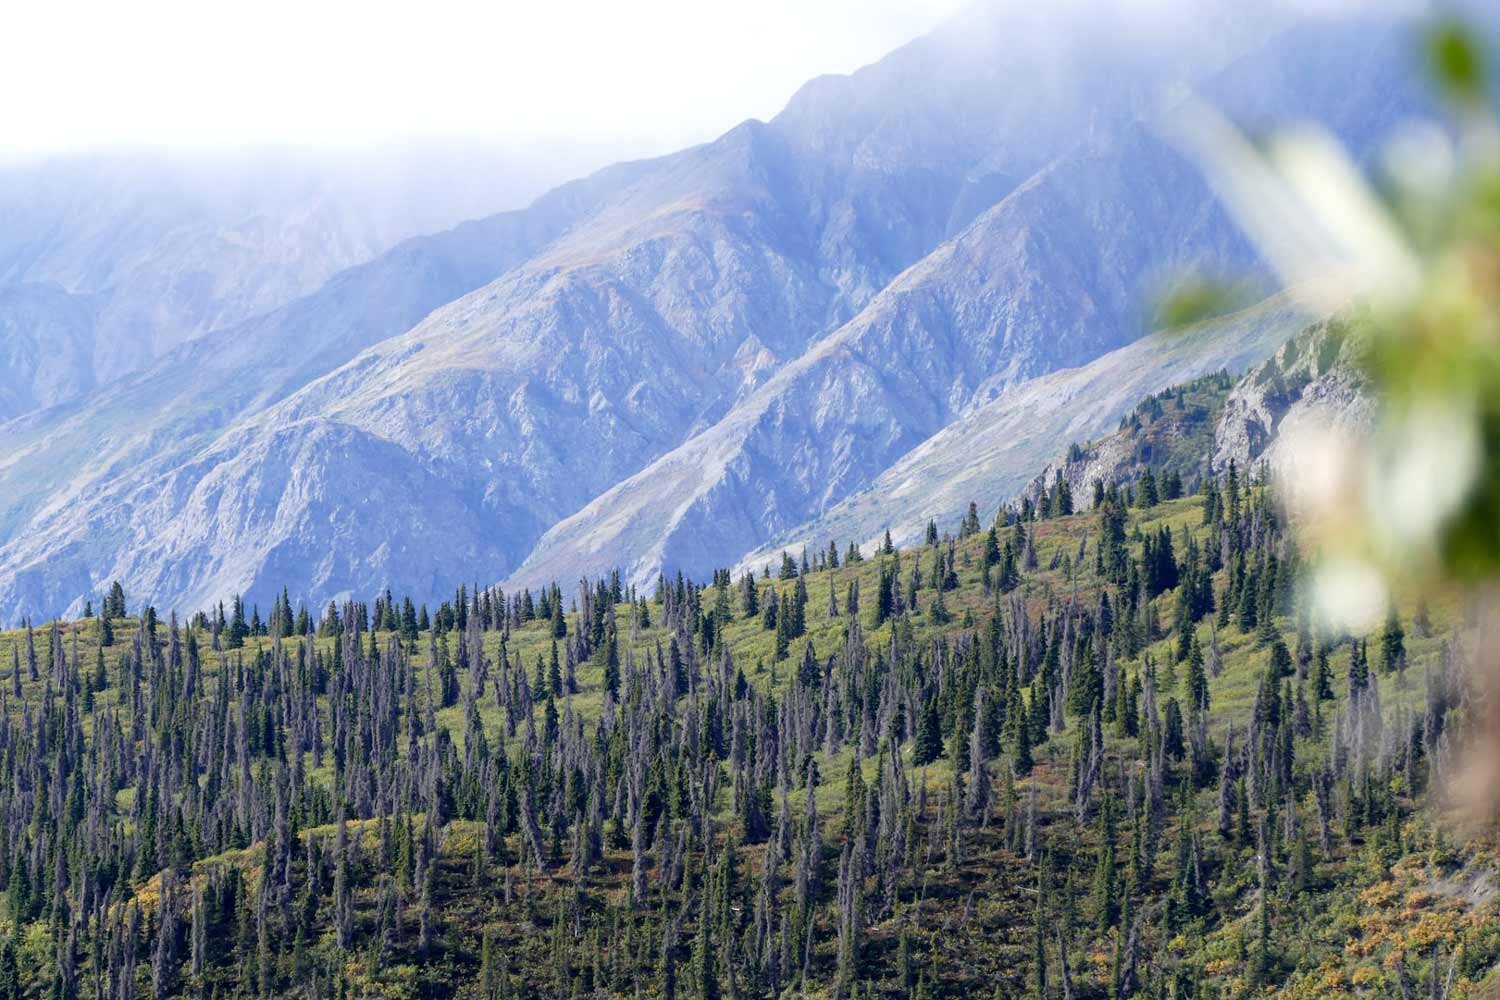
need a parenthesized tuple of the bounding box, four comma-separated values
(1013, 714, 1034, 776)
(0, 939, 17, 1000)
(1138, 467, 1159, 508)
(913, 693, 944, 765)
(1093, 801, 1119, 932)
(1185, 632, 1209, 711)
(602, 634, 620, 698)
(1031, 878, 1048, 1000)
(692, 908, 719, 1000)
(1313, 644, 1334, 701)
(1381, 606, 1405, 674)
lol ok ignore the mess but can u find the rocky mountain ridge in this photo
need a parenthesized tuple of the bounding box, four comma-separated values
(727, 300, 1304, 578)
(509, 10, 1420, 591)
(1210, 319, 1374, 476)
(0, 3, 1419, 622)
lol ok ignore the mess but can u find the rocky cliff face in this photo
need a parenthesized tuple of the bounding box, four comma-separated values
(1018, 372, 1235, 514)
(1003, 320, 1372, 525)
(1210, 320, 1374, 475)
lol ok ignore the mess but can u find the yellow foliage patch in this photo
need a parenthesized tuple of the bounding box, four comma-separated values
(1359, 881, 1398, 908)
(1203, 957, 1236, 977)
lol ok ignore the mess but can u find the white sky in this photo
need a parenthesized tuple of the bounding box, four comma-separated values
(0, 0, 966, 163)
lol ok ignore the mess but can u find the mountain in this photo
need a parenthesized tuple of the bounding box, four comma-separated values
(0, 159, 655, 620)
(0, 282, 97, 418)
(0, 3, 1425, 622)
(0, 148, 569, 419)
(509, 8, 1424, 592)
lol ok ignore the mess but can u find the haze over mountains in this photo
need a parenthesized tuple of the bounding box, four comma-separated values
(0, 147, 585, 419)
(0, 1, 1435, 622)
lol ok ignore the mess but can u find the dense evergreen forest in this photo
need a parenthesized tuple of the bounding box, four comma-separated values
(0, 411, 1497, 999)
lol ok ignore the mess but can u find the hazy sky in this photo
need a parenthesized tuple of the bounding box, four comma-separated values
(1, 0, 965, 163)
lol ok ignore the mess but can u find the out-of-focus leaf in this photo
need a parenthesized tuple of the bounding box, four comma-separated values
(1153, 278, 1246, 331)
(1178, 16, 1500, 596)
(1441, 410, 1500, 579)
(1465, 167, 1500, 235)
(1269, 128, 1422, 304)
(1428, 20, 1487, 106)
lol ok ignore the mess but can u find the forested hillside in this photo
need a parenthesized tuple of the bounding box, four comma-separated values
(0, 421, 1494, 999)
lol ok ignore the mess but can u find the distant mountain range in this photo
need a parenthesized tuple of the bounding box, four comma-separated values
(0, 2, 1437, 621)
(0, 148, 576, 419)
